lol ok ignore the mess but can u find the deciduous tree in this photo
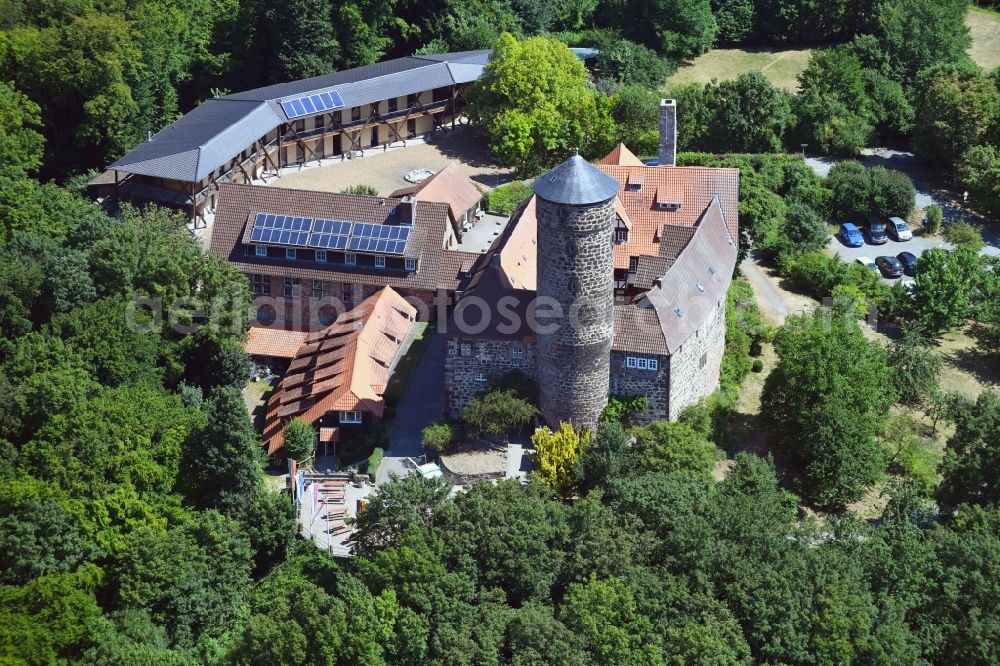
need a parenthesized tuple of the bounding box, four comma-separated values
(530, 422, 590, 498)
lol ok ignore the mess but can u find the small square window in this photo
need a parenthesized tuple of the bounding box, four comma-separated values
(512, 346, 523, 359)
(374, 255, 385, 268)
(315, 250, 327, 262)
(340, 410, 362, 424)
(460, 343, 471, 357)
(626, 357, 637, 368)
(255, 245, 267, 257)
(615, 230, 628, 243)
(474, 372, 487, 382)
(345, 252, 356, 266)
(286, 248, 297, 260)
(405, 258, 417, 272)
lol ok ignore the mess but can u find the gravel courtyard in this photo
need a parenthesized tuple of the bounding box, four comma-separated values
(270, 125, 515, 197)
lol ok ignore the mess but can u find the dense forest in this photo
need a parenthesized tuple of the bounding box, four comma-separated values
(1, 0, 1000, 663)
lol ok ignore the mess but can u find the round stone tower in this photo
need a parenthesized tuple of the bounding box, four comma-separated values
(533, 154, 620, 430)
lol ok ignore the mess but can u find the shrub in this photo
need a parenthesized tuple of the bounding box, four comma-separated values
(366, 447, 384, 476)
(925, 204, 943, 235)
(943, 218, 985, 251)
(600, 394, 648, 425)
(782, 251, 847, 298)
(462, 389, 538, 439)
(340, 184, 379, 196)
(484, 181, 532, 215)
(421, 422, 454, 453)
(751, 359, 764, 373)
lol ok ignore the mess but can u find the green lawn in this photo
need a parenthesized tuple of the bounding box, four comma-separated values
(664, 8, 1000, 94)
(969, 6, 1000, 71)
(664, 47, 812, 92)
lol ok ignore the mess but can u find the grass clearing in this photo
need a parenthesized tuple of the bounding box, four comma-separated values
(968, 7, 1000, 71)
(663, 8, 999, 94)
(664, 47, 812, 92)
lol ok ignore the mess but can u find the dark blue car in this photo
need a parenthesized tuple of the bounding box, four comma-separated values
(839, 222, 864, 248)
(897, 251, 918, 276)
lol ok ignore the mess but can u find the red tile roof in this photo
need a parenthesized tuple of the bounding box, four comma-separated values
(262, 287, 416, 455)
(400, 163, 483, 224)
(600, 143, 645, 166)
(245, 327, 309, 359)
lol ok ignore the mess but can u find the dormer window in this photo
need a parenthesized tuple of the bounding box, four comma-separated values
(405, 258, 417, 272)
(255, 245, 267, 257)
(615, 229, 628, 243)
(656, 201, 682, 211)
(626, 174, 643, 192)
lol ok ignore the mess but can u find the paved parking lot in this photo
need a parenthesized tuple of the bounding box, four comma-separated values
(808, 149, 1000, 284)
(828, 229, 940, 285)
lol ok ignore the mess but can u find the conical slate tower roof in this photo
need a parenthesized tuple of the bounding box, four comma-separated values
(532, 154, 620, 205)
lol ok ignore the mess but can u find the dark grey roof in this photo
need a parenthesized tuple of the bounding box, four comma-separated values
(625, 196, 738, 355)
(109, 51, 490, 183)
(532, 154, 621, 205)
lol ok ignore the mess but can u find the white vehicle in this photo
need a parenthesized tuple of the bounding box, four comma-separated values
(855, 256, 878, 274)
(888, 216, 912, 241)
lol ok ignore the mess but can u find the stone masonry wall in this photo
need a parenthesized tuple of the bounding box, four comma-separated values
(667, 298, 726, 419)
(609, 351, 670, 423)
(444, 337, 538, 419)
(536, 196, 616, 430)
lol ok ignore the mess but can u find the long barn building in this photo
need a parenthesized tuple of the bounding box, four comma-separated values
(89, 51, 491, 225)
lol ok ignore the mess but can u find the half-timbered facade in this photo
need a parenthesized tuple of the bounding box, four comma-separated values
(89, 51, 490, 226)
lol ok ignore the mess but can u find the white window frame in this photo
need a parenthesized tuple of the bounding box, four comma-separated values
(286, 248, 297, 260)
(345, 252, 356, 266)
(512, 345, 523, 360)
(339, 410, 362, 424)
(374, 255, 386, 268)
(283, 277, 300, 298)
(315, 250, 327, 262)
(405, 258, 417, 271)
(626, 356, 658, 371)
(255, 245, 267, 257)
(460, 343, 471, 357)
(474, 372, 487, 382)
(615, 230, 628, 242)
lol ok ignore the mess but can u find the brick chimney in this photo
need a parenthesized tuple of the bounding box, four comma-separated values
(658, 99, 677, 167)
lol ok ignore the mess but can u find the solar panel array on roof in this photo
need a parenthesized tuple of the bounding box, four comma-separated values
(349, 223, 410, 254)
(250, 213, 411, 255)
(280, 90, 344, 119)
(250, 213, 313, 245)
(309, 219, 352, 250)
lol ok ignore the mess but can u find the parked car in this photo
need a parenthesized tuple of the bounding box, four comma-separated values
(887, 216, 912, 241)
(643, 158, 659, 166)
(897, 251, 918, 276)
(855, 256, 878, 274)
(839, 222, 865, 247)
(866, 216, 888, 244)
(875, 255, 904, 278)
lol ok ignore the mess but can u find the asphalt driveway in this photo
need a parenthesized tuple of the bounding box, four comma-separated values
(376, 331, 445, 484)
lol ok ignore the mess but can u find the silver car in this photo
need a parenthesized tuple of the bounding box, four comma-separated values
(888, 216, 912, 241)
